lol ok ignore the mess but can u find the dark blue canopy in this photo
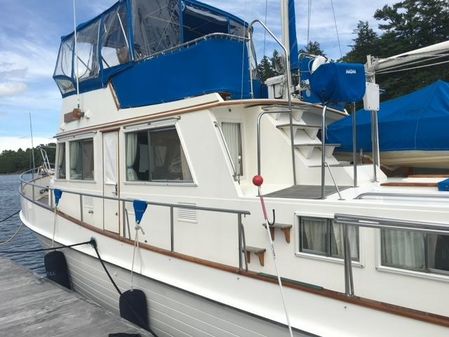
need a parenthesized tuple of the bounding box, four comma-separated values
(327, 80, 449, 152)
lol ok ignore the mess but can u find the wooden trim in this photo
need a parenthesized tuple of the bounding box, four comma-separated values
(56, 99, 222, 139)
(109, 82, 121, 110)
(381, 182, 438, 187)
(56, 97, 346, 140)
(409, 175, 449, 178)
(49, 207, 449, 328)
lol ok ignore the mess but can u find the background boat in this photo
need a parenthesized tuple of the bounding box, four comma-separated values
(327, 80, 449, 169)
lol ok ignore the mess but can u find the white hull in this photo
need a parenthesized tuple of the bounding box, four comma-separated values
(20, 193, 449, 337)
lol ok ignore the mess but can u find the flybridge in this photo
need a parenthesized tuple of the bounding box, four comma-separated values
(53, 0, 258, 108)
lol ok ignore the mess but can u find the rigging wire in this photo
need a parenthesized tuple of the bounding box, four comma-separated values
(376, 54, 449, 73)
(307, 0, 312, 44)
(376, 59, 449, 75)
(263, 0, 268, 57)
(330, 0, 343, 59)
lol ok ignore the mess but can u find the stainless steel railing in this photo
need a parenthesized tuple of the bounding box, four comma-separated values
(248, 20, 297, 186)
(334, 213, 449, 296)
(19, 169, 251, 271)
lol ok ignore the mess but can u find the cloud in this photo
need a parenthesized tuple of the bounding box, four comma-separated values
(0, 82, 27, 97)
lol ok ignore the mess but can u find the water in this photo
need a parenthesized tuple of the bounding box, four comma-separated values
(0, 174, 45, 275)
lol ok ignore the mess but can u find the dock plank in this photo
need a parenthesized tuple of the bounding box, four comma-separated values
(0, 257, 152, 337)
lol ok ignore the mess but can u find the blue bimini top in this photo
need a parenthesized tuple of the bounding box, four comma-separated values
(53, 0, 265, 107)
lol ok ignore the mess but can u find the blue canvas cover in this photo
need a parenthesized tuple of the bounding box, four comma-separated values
(310, 63, 366, 104)
(327, 80, 449, 152)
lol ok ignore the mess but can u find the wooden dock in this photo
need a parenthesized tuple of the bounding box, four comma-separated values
(0, 257, 153, 337)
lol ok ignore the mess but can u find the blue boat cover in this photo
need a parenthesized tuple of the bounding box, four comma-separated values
(310, 63, 366, 104)
(288, 0, 299, 71)
(327, 80, 449, 152)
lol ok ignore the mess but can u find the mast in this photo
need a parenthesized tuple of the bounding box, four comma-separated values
(280, 0, 299, 91)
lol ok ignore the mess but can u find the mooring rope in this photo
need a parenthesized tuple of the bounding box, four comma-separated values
(0, 239, 93, 254)
(91, 238, 159, 337)
(0, 222, 24, 246)
(0, 210, 20, 223)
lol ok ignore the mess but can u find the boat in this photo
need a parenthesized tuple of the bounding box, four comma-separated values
(327, 80, 449, 169)
(19, 0, 449, 336)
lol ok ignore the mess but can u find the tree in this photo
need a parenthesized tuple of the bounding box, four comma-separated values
(343, 21, 380, 63)
(0, 144, 56, 174)
(343, 0, 449, 100)
(299, 41, 325, 57)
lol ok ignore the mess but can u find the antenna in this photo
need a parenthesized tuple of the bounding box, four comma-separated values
(29, 112, 36, 179)
(73, 0, 80, 110)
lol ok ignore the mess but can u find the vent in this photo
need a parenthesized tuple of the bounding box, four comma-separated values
(177, 203, 197, 223)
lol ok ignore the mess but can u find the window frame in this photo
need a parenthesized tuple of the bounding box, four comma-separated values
(297, 215, 360, 263)
(56, 142, 67, 180)
(124, 124, 194, 184)
(68, 138, 95, 181)
(380, 229, 449, 276)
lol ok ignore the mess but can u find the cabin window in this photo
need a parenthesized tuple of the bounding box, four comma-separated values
(381, 229, 449, 274)
(101, 4, 130, 68)
(56, 143, 66, 179)
(69, 139, 94, 180)
(221, 122, 243, 176)
(299, 217, 359, 260)
(126, 127, 192, 182)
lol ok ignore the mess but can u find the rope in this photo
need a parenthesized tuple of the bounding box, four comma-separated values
(0, 210, 20, 223)
(51, 206, 58, 247)
(91, 239, 123, 295)
(0, 239, 93, 254)
(130, 228, 141, 290)
(92, 239, 159, 337)
(256, 186, 294, 337)
(0, 222, 24, 246)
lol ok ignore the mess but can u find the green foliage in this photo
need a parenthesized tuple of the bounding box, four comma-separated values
(257, 41, 325, 82)
(0, 144, 56, 174)
(344, 0, 449, 100)
(299, 41, 325, 57)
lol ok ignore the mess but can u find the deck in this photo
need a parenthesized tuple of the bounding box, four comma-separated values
(0, 257, 152, 336)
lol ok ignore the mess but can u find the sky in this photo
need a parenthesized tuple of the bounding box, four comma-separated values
(0, 0, 397, 152)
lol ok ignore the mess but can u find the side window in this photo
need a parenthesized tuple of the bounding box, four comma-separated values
(126, 127, 192, 182)
(69, 139, 94, 180)
(221, 122, 243, 176)
(381, 229, 449, 274)
(56, 143, 66, 179)
(299, 216, 359, 261)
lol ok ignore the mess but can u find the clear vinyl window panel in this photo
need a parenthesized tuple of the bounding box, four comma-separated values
(69, 139, 94, 180)
(76, 19, 101, 81)
(56, 143, 66, 179)
(126, 127, 192, 182)
(381, 229, 449, 274)
(101, 4, 130, 68)
(299, 216, 359, 261)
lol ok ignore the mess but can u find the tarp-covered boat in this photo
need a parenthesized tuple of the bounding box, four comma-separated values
(327, 80, 449, 168)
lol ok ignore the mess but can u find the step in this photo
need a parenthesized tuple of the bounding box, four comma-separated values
(244, 246, 266, 266)
(276, 123, 320, 139)
(295, 143, 340, 159)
